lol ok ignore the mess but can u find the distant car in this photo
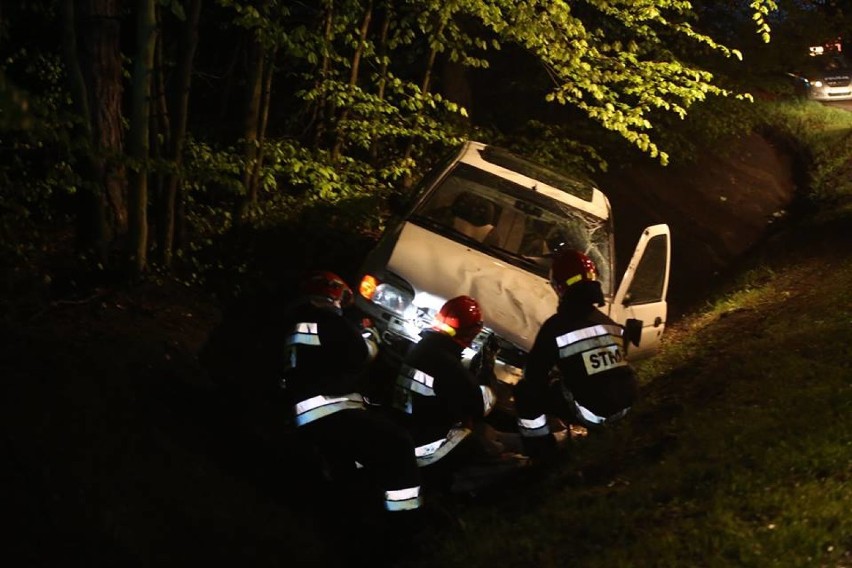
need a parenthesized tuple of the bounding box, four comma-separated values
(789, 54, 852, 102)
(354, 141, 672, 385)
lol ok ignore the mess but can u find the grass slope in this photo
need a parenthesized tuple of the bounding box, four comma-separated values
(399, 102, 852, 568)
(403, 228, 851, 568)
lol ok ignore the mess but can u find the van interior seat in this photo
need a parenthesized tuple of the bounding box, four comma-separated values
(451, 191, 496, 227)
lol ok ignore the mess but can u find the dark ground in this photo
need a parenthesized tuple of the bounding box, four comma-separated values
(0, 133, 803, 566)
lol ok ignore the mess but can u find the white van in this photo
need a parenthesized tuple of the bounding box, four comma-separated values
(355, 141, 671, 383)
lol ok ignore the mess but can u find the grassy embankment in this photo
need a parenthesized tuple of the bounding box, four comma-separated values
(404, 100, 852, 567)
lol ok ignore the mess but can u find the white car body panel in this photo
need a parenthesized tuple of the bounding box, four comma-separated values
(387, 222, 556, 353)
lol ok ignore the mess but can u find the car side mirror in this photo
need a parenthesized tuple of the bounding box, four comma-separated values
(624, 318, 642, 347)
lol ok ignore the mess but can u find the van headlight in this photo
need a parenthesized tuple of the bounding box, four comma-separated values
(359, 274, 413, 316)
(373, 283, 413, 315)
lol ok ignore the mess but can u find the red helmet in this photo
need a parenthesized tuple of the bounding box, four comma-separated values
(432, 295, 484, 347)
(301, 270, 354, 307)
(549, 249, 598, 297)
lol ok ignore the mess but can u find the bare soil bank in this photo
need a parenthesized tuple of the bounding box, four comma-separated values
(600, 132, 797, 320)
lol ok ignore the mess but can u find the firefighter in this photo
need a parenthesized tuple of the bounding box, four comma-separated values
(514, 249, 639, 459)
(389, 295, 524, 494)
(280, 270, 422, 515)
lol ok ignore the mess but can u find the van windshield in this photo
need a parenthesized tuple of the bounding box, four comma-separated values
(410, 162, 614, 292)
(478, 146, 595, 201)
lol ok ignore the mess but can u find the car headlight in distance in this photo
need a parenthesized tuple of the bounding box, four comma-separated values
(813, 80, 824, 88)
(359, 274, 412, 316)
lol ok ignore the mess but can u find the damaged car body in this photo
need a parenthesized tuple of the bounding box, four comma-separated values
(355, 141, 671, 385)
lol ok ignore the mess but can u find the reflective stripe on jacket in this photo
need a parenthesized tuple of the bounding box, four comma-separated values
(574, 400, 630, 425)
(517, 306, 637, 429)
(413, 426, 471, 467)
(556, 324, 627, 375)
(293, 393, 366, 426)
(517, 413, 550, 438)
(384, 485, 422, 511)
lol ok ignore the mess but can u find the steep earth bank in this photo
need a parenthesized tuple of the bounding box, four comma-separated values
(600, 132, 797, 320)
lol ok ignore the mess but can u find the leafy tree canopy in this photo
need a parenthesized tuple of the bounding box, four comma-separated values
(1, 0, 791, 281)
(455, 0, 780, 164)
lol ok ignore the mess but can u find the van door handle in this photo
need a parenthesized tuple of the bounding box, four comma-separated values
(654, 317, 663, 327)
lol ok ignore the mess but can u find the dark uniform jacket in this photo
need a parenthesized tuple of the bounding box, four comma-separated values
(280, 299, 424, 513)
(280, 299, 373, 423)
(517, 302, 638, 434)
(391, 330, 491, 451)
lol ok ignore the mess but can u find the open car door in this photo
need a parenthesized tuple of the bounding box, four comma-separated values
(609, 224, 671, 360)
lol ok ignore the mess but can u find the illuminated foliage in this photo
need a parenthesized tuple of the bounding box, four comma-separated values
(0, 0, 784, 278)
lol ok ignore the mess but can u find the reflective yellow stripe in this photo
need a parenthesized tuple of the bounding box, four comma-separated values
(517, 414, 550, 438)
(385, 486, 422, 512)
(414, 427, 471, 466)
(286, 333, 321, 346)
(293, 393, 365, 426)
(559, 334, 623, 359)
(396, 366, 436, 397)
(480, 385, 496, 416)
(286, 322, 321, 346)
(556, 324, 623, 348)
(575, 402, 630, 425)
(414, 438, 446, 458)
(518, 415, 547, 429)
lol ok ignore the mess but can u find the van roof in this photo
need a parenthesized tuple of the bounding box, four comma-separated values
(460, 141, 611, 220)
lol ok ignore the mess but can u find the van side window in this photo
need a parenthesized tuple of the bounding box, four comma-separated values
(624, 234, 668, 305)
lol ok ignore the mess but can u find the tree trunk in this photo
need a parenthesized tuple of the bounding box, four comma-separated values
(369, 2, 392, 163)
(310, 1, 335, 149)
(64, 0, 127, 262)
(401, 19, 444, 187)
(440, 58, 472, 119)
(249, 47, 277, 199)
(152, 17, 170, 264)
(61, 0, 104, 259)
(160, 0, 202, 266)
(331, 0, 373, 162)
(127, 0, 158, 275)
(216, 42, 242, 131)
(233, 33, 264, 226)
